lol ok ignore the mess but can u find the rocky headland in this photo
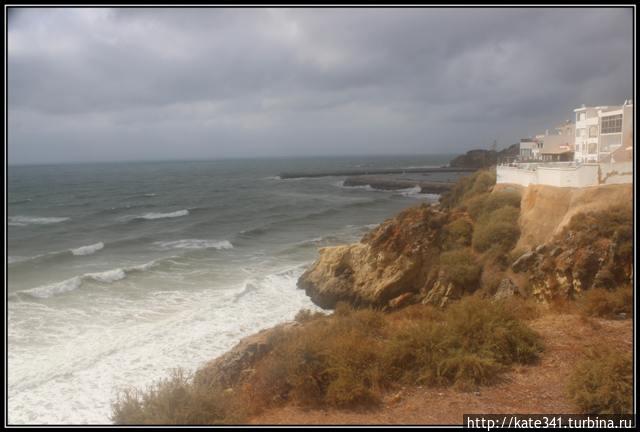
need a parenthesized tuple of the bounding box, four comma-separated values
(299, 170, 632, 310)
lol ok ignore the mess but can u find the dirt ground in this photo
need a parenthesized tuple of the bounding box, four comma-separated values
(248, 313, 633, 426)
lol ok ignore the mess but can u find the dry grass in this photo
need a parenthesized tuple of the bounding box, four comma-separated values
(112, 297, 543, 423)
(567, 347, 633, 414)
(578, 286, 633, 319)
(111, 369, 245, 425)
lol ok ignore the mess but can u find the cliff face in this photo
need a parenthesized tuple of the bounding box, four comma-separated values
(298, 204, 444, 309)
(512, 203, 633, 301)
(298, 182, 632, 309)
(516, 184, 633, 250)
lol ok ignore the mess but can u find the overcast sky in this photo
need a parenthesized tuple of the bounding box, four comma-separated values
(7, 7, 634, 164)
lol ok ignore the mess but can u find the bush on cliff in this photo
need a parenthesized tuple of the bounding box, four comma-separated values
(442, 218, 474, 250)
(111, 369, 244, 425)
(466, 191, 521, 220)
(440, 169, 496, 209)
(438, 248, 482, 289)
(384, 296, 543, 391)
(567, 347, 632, 414)
(563, 205, 633, 265)
(472, 206, 520, 253)
(578, 286, 632, 319)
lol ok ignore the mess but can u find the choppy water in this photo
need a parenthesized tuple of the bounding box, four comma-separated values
(7, 155, 459, 424)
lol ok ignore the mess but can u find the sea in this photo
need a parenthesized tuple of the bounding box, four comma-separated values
(7, 155, 461, 424)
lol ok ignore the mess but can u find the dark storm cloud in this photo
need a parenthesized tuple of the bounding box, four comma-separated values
(7, 7, 633, 164)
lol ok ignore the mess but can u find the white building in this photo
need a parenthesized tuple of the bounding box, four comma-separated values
(574, 100, 633, 163)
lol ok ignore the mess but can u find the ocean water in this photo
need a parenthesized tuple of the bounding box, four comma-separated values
(7, 155, 459, 424)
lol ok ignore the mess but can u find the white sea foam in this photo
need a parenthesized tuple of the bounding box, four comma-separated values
(8, 261, 320, 424)
(153, 239, 233, 251)
(340, 183, 376, 191)
(70, 242, 105, 256)
(9, 216, 70, 226)
(23, 277, 84, 299)
(139, 209, 189, 220)
(396, 185, 422, 197)
(119, 209, 190, 222)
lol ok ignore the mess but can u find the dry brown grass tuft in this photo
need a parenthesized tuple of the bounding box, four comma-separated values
(567, 347, 633, 414)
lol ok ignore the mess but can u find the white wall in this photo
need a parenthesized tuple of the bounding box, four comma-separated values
(599, 161, 633, 185)
(497, 162, 632, 188)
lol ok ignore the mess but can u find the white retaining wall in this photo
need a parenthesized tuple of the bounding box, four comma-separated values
(497, 162, 633, 188)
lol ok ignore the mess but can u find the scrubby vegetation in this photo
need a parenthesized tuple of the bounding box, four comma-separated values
(112, 297, 543, 424)
(563, 204, 633, 273)
(578, 286, 633, 319)
(442, 218, 473, 250)
(472, 206, 520, 253)
(439, 168, 521, 260)
(111, 369, 245, 425)
(567, 347, 633, 414)
(438, 248, 482, 289)
(440, 169, 496, 209)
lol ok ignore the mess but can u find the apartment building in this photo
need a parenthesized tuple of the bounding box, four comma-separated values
(574, 100, 633, 163)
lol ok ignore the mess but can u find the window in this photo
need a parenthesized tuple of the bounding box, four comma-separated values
(577, 112, 586, 121)
(576, 128, 585, 137)
(600, 114, 622, 134)
(589, 126, 598, 137)
(588, 143, 598, 154)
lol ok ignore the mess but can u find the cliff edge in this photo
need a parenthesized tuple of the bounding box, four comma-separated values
(298, 170, 632, 308)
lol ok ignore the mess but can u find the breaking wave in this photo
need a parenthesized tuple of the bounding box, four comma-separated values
(16, 260, 162, 299)
(70, 242, 105, 256)
(153, 239, 233, 251)
(120, 209, 189, 222)
(9, 216, 70, 226)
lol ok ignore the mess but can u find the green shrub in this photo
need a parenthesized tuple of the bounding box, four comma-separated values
(472, 207, 520, 253)
(481, 191, 521, 214)
(579, 286, 632, 319)
(443, 218, 474, 250)
(439, 248, 482, 290)
(463, 193, 491, 219)
(567, 347, 633, 414)
(383, 297, 543, 391)
(440, 169, 496, 209)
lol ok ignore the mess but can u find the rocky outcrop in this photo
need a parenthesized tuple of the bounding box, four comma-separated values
(298, 182, 632, 309)
(194, 323, 295, 390)
(298, 204, 448, 309)
(511, 205, 633, 301)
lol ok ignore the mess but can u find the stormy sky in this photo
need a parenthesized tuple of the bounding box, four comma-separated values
(7, 7, 633, 164)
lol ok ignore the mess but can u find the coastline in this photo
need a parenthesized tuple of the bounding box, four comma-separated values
(109, 167, 634, 424)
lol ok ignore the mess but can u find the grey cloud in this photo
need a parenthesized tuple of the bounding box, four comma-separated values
(7, 7, 633, 164)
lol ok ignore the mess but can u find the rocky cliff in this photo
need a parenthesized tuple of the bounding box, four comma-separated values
(298, 204, 446, 309)
(298, 173, 632, 308)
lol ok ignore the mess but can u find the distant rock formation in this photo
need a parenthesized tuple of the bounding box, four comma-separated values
(449, 143, 519, 168)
